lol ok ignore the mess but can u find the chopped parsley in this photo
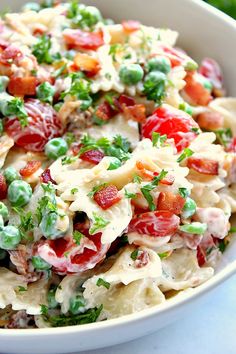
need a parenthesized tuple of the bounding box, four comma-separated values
(177, 148, 194, 163)
(61, 156, 77, 166)
(71, 188, 78, 195)
(158, 252, 169, 259)
(87, 183, 107, 198)
(133, 174, 142, 184)
(96, 278, 110, 289)
(124, 189, 137, 199)
(61, 77, 92, 111)
(41, 305, 103, 327)
(130, 249, 139, 260)
(32, 35, 53, 64)
(218, 239, 229, 253)
(17, 286, 27, 292)
(19, 211, 35, 233)
(36, 195, 57, 224)
(90, 212, 109, 234)
(64, 132, 76, 147)
(214, 128, 233, 148)
(73, 230, 84, 245)
(152, 132, 167, 147)
(4, 98, 28, 127)
(178, 187, 190, 199)
(141, 170, 168, 211)
(109, 44, 123, 62)
(229, 227, 236, 233)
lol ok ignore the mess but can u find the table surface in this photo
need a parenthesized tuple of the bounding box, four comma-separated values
(76, 274, 236, 354)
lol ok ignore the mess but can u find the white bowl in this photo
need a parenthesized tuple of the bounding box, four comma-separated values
(1, 1, 236, 353)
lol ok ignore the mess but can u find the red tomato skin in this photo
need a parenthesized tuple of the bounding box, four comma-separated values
(142, 105, 198, 152)
(94, 185, 121, 210)
(187, 157, 219, 175)
(40, 168, 56, 184)
(157, 192, 185, 215)
(37, 229, 110, 274)
(0, 174, 7, 200)
(122, 20, 140, 32)
(128, 210, 180, 237)
(63, 29, 104, 50)
(199, 58, 223, 89)
(8, 76, 37, 96)
(118, 94, 136, 108)
(5, 99, 63, 152)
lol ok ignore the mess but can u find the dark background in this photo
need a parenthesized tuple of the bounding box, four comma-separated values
(205, 0, 236, 18)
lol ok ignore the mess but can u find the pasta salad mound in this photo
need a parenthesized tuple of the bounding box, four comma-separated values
(0, 0, 235, 329)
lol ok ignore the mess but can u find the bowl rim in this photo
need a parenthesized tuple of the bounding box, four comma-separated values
(1, 0, 236, 336)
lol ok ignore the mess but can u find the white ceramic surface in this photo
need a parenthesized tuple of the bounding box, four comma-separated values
(0, 1, 236, 353)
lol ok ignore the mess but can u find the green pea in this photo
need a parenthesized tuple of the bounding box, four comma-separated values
(0, 216, 3, 230)
(145, 71, 167, 85)
(3, 167, 21, 184)
(47, 285, 58, 309)
(36, 82, 55, 104)
(69, 294, 86, 315)
(119, 64, 144, 85)
(182, 197, 197, 219)
(45, 138, 68, 160)
(39, 212, 64, 239)
(0, 76, 9, 93)
(0, 225, 21, 250)
(32, 256, 51, 270)
(108, 157, 122, 170)
(8, 180, 32, 207)
(0, 202, 9, 220)
(147, 57, 171, 74)
(0, 249, 7, 260)
(179, 222, 207, 235)
(22, 2, 40, 11)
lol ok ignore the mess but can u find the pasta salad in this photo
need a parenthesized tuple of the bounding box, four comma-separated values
(0, 0, 235, 329)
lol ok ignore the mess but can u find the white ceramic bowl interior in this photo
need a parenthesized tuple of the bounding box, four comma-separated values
(0, 1, 236, 353)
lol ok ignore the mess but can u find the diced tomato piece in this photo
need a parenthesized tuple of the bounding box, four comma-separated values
(187, 157, 219, 175)
(142, 105, 199, 152)
(128, 210, 180, 237)
(63, 29, 104, 51)
(95, 101, 118, 121)
(123, 104, 146, 123)
(122, 20, 140, 33)
(183, 73, 213, 106)
(197, 246, 206, 266)
(157, 192, 185, 215)
(0, 45, 22, 65)
(37, 228, 110, 274)
(118, 94, 135, 107)
(33, 28, 45, 36)
(20, 160, 42, 177)
(8, 76, 37, 96)
(40, 168, 56, 184)
(81, 149, 105, 165)
(5, 99, 63, 152)
(94, 184, 121, 210)
(73, 52, 100, 77)
(196, 111, 224, 131)
(0, 174, 7, 200)
(199, 58, 223, 90)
